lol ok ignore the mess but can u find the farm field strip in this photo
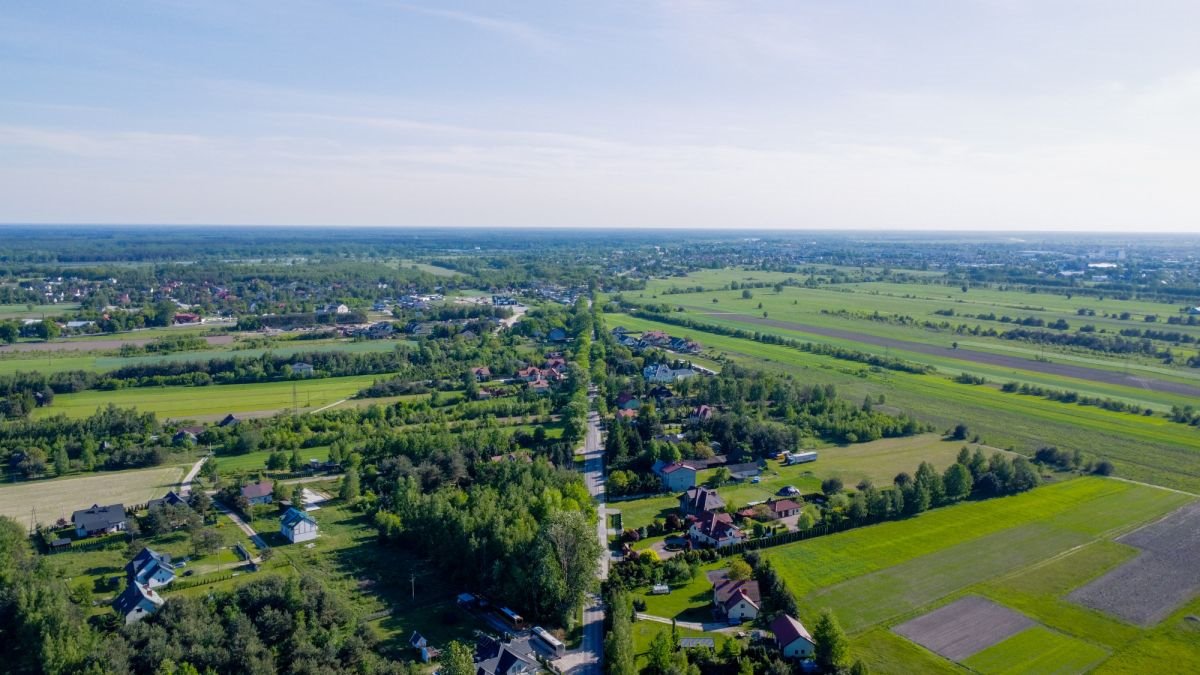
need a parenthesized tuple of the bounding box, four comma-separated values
(961, 626, 1110, 675)
(0, 465, 185, 529)
(33, 373, 388, 420)
(1067, 501, 1200, 626)
(892, 596, 1035, 662)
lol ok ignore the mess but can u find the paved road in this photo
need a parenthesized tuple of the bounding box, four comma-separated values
(700, 310, 1200, 398)
(557, 402, 607, 674)
(178, 455, 209, 496)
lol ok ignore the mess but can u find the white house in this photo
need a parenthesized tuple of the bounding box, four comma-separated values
(771, 614, 815, 660)
(291, 362, 315, 377)
(708, 570, 761, 622)
(643, 364, 697, 384)
(125, 548, 176, 589)
(281, 507, 319, 543)
(689, 511, 747, 548)
(114, 583, 165, 625)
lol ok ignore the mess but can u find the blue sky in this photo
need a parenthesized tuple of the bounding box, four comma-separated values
(2, 1, 1198, 230)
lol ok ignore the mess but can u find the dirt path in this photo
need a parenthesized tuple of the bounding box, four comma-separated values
(178, 456, 209, 496)
(214, 501, 269, 551)
(698, 311, 1200, 398)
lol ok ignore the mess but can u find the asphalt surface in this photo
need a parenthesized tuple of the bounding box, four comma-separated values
(557, 405, 607, 674)
(701, 311, 1200, 398)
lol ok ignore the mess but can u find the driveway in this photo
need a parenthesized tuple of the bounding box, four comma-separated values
(213, 500, 269, 551)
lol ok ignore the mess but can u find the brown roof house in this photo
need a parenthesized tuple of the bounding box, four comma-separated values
(240, 480, 274, 506)
(771, 614, 815, 660)
(689, 511, 747, 549)
(707, 569, 761, 622)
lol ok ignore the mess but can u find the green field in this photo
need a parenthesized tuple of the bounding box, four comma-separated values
(35, 373, 389, 420)
(963, 626, 1110, 675)
(0, 336, 408, 376)
(605, 311, 1200, 492)
(212, 446, 332, 474)
(806, 433, 1005, 488)
(0, 302, 81, 318)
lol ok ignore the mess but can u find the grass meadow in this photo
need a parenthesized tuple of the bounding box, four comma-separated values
(0, 465, 186, 529)
(34, 373, 389, 420)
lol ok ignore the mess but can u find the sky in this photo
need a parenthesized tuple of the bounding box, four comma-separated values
(1, 1, 1199, 231)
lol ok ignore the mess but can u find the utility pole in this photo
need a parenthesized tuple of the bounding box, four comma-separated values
(410, 572, 416, 600)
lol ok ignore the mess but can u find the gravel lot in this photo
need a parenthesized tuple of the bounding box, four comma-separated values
(893, 595, 1034, 661)
(1068, 501, 1200, 626)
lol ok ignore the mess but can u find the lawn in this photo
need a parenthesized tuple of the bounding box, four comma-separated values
(803, 433, 1005, 487)
(35, 373, 390, 420)
(0, 465, 186, 529)
(962, 626, 1109, 675)
(212, 446, 331, 474)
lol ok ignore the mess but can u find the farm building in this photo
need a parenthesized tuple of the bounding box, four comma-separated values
(280, 507, 319, 543)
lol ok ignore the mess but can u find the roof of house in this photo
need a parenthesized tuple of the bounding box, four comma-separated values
(770, 614, 814, 647)
(726, 461, 763, 477)
(147, 491, 187, 510)
(680, 486, 725, 513)
(708, 570, 761, 609)
(241, 480, 273, 499)
(692, 511, 743, 541)
(661, 461, 696, 475)
(72, 503, 126, 531)
(768, 498, 802, 514)
(616, 408, 638, 419)
(219, 414, 241, 426)
(113, 582, 164, 616)
(281, 507, 317, 529)
(474, 635, 539, 675)
(126, 547, 175, 582)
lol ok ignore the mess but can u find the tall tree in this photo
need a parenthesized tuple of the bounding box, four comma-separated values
(440, 641, 475, 675)
(813, 609, 849, 672)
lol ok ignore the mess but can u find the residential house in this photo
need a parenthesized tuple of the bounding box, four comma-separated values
(218, 414, 241, 427)
(147, 491, 188, 511)
(766, 498, 802, 518)
(281, 507, 319, 543)
(708, 570, 761, 622)
(642, 330, 671, 346)
(492, 295, 518, 306)
(1189, 306, 1200, 315)
(517, 366, 543, 382)
(173, 312, 200, 324)
(241, 480, 274, 506)
(771, 614, 816, 660)
(473, 635, 540, 675)
(547, 327, 569, 343)
(615, 392, 640, 410)
(172, 425, 205, 444)
(114, 583, 165, 625)
(643, 364, 696, 384)
(658, 462, 698, 491)
(689, 511, 747, 549)
(471, 366, 493, 381)
(290, 362, 315, 377)
(647, 385, 674, 402)
(690, 405, 714, 422)
(616, 408, 638, 420)
(528, 379, 551, 395)
(125, 547, 176, 589)
(679, 486, 725, 515)
(318, 303, 350, 315)
(543, 356, 566, 369)
(72, 503, 127, 538)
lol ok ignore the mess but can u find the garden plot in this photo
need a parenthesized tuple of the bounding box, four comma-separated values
(1067, 500, 1200, 626)
(893, 596, 1033, 661)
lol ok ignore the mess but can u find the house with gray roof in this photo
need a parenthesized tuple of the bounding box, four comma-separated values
(114, 583, 165, 625)
(71, 503, 127, 538)
(125, 547, 176, 589)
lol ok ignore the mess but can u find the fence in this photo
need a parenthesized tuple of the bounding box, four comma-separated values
(164, 573, 234, 592)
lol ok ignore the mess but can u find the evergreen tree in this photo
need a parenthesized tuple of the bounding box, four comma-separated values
(813, 608, 849, 672)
